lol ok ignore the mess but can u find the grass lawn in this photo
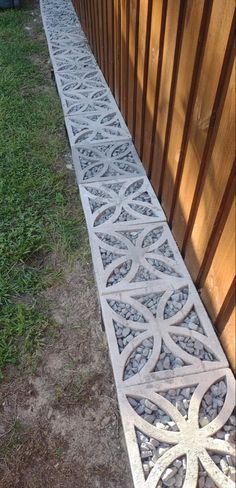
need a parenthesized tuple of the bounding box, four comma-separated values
(0, 3, 88, 377)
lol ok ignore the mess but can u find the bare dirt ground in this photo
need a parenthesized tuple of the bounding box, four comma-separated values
(0, 262, 132, 488)
(0, 3, 133, 487)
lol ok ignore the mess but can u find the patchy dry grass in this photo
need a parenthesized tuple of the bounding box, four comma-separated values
(0, 2, 90, 375)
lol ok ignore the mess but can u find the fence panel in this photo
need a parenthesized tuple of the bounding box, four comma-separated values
(72, 0, 236, 370)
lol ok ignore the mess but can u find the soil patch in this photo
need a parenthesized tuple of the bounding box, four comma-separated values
(0, 2, 132, 486)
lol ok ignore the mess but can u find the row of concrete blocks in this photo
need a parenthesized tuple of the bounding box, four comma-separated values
(40, 1, 236, 486)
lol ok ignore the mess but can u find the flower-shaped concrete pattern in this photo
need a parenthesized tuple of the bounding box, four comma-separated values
(90, 223, 189, 293)
(72, 141, 145, 183)
(51, 49, 96, 71)
(49, 37, 88, 56)
(65, 111, 131, 146)
(55, 57, 97, 75)
(42, 8, 78, 32)
(79, 178, 166, 229)
(55, 70, 107, 98)
(41, 0, 77, 20)
(47, 29, 87, 44)
(100, 285, 228, 387)
(118, 369, 235, 488)
(61, 87, 116, 117)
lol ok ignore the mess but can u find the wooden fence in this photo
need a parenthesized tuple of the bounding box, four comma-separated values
(73, 0, 236, 370)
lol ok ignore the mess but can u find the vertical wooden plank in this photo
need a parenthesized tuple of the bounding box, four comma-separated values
(85, 0, 91, 45)
(157, 0, 188, 202)
(94, 0, 101, 62)
(88, 0, 94, 51)
(220, 307, 236, 373)
(120, 0, 130, 118)
(114, 0, 122, 105)
(182, 12, 235, 257)
(160, 0, 209, 220)
(141, 0, 166, 173)
(83, 0, 88, 36)
(127, 0, 140, 134)
(88, 0, 95, 53)
(171, 0, 235, 250)
(201, 200, 235, 345)
(150, 0, 181, 194)
(134, 0, 151, 154)
(90, 0, 97, 59)
(98, 1, 105, 73)
(185, 66, 235, 281)
(196, 161, 235, 288)
(106, 0, 115, 92)
(102, 0, 109, 82)
(82, 0, 86, 31)
(215, 281, 236, 373)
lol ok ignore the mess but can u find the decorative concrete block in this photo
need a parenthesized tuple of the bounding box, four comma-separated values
(41, 1, 78, 25)
(54, 57, 97, 76)
(117, 369, 235, 488)
(60, 87, 117, 117)
(79, 177, 166, 229)
(48, 38, 89, 60)
(100, 284, 228, 387)
(43, 11, 78, 33)
(46, 26, 85, 42)
(49, 43, 90, 61)
(88, 222, 189, 294)
(71, 141, 145, 183)
(65, 111, 131, 146)
(54, 69, 107, 98)
(48, 33, 87, 48)
(51, 49, 96, 72)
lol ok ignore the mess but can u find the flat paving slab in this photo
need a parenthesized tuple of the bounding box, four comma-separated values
(54, 69, 107, 98)
(65, 110, 131, 146)
(72, 141, 145, 183)
(60, 86, 118, 118)
(88, 222, 190, 294)
(100, 284, 228, 388)
(46, 26, 86, 42)
(79, 177, 166, 229)
(51, 49, 97, 72)
(117, 368, 235, 488)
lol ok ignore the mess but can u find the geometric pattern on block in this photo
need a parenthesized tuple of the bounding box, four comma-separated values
(89, 222, 190, 294)
(117, 369, 236, 488)
(61, 87, 117, 117)
(65, 111, 131, 146)
(49, 38, 89, 56)
(41, 0, 77, 24)
(54, 69, 107, 98)
(100, 284, 228, 387)
(51, 50, 96, 71)
(54, 58, 97, 75)
(72, 141, 145, 183)
(47, 30, 87, 44)
(79, 178, 166, 229)
(50, 44, 90, 62)
(42, 11, 78, 33)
